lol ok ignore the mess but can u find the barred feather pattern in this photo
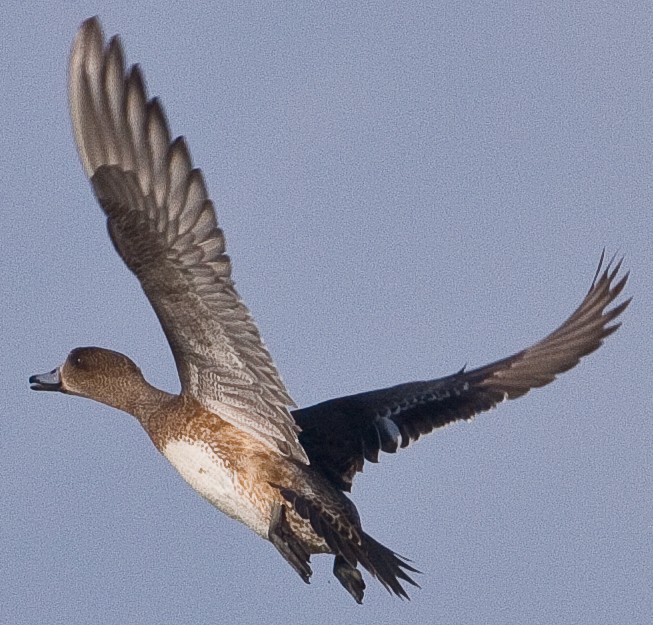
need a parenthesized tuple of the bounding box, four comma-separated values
(69, 18, 308, 463)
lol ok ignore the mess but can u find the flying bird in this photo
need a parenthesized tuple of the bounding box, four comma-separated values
(30, 17, 630, 603)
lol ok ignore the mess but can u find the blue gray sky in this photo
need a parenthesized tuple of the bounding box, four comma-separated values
(1, 2, 651, 624)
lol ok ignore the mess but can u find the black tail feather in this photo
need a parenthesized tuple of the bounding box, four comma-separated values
(277, 485, 421, 600)
(358, 532, 421, 600)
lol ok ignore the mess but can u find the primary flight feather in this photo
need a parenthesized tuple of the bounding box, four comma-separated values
(30, 17, 630, 603)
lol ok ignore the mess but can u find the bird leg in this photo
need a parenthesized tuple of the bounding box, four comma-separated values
(268, 502, 312, 584)
(333, 555, 366, 604)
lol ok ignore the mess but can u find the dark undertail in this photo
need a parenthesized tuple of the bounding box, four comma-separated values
(358, 532, 420, 600)
(277, 486, 420, 600)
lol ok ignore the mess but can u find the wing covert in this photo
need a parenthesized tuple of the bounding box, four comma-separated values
(69, 18, 308, 463)
(294, 255, 630, 490)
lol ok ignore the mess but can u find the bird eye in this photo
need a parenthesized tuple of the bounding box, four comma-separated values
(70, 350, 87, 370)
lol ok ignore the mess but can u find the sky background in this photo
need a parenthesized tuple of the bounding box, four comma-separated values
(1, 2, 651, 624)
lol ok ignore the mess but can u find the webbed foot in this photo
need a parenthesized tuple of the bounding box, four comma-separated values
(333, 554, 365, 604)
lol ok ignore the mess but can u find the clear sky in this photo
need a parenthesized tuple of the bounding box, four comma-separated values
(1, 2, 651, 624)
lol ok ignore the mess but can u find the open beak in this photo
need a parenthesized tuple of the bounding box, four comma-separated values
(29, 368, 62, 391)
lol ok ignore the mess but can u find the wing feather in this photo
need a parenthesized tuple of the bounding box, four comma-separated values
(69, 17, 307, 463)
(294, 254, 630, 489)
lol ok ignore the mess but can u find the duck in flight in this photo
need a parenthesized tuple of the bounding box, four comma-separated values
(30, 17, 630, 603)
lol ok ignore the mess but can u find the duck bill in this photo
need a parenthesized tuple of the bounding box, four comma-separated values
(29, 368, 62, 391)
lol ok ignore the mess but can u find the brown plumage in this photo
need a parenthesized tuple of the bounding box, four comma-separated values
(29, 17, 630, 603)
(69, 16, 307, 464)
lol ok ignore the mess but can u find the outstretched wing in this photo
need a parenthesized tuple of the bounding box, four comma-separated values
(293, 255, 630, 490)
(69, 17, 308, 463)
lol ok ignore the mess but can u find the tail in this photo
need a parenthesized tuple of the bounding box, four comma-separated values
(277, 485, 420, 600)
(358, 532, 420, 599)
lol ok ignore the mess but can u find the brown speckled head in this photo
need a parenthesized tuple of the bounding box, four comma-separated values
(61, 347, 141, 396)
(43, 347, 141, 403)
(26, 17, 632, 604)
(30, 347, 175, 431)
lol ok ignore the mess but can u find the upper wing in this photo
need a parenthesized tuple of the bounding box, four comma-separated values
(293, 255, 630, 490)
(69, 17, 308, 463)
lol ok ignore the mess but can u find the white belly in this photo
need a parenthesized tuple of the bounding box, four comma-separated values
(162, 438, 269, 538)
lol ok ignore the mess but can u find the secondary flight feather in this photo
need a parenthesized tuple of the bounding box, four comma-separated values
(29, 17, 630, 602)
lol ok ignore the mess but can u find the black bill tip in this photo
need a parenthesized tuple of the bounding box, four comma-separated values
(29, 368, 62, 391)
